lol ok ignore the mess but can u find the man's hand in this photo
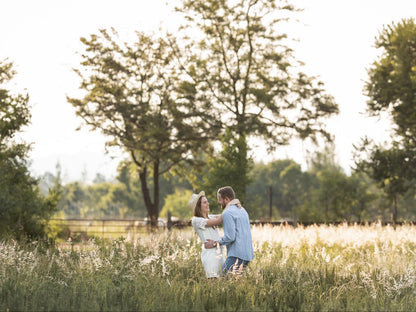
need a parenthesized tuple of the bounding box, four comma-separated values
(204, 239, 217, 249)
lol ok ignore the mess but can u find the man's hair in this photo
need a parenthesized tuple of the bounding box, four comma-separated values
(217, 186, 235, 200)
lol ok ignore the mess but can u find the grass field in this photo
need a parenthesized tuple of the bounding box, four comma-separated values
(1, 223, 416, 311)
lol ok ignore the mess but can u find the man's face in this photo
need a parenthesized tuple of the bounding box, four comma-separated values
(217, 194, 229, 210)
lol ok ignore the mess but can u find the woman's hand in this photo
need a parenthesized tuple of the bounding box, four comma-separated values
(226, 198, 241, 209)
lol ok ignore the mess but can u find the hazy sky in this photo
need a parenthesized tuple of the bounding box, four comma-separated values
(1, 0, 415, 182)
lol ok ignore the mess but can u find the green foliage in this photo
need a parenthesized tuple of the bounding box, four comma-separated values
(0, 153, 57, 238)
(345, 172, 379, 222)
(176, 0, 338, 145)
(0, 59, 58, 238)
(365, 18, 416, 140)
(279, 162, 312, 219)
(360, 18, 416, 223)
(47, 150, 407, 224)
(176, 0, 339, 200)
(57, 181, 142, 219)
(69, 29, 213, 224)
(52, 162, 192, 219)
(246, 159, 306, 220)
(115, 163, 146, 217)
(357, 145, 413, 197)
(244, 145, 377, 223)
(315, 169, 352, 221)
(69, 2, 339, 220)
(159, 188, 193, 220)
(354, 141, 416, 224)
(202, 129, 253, 203)
(303, 146, 376, 223)
(304, 145, 350, 222)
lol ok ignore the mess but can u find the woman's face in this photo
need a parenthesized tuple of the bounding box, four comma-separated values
(200, 196, 210, 217)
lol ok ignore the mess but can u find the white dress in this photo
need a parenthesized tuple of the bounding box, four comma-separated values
(192, 215, 225, 278)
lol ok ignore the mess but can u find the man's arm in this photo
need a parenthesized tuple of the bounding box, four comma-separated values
(219, 211, 235, 246)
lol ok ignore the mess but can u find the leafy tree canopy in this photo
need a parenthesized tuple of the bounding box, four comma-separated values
(0, 59, 58, 238)
(174, 0, 339, 200)
(69, 29, 216, 224)
(359, 18, 416, 224)
(365, 18, 416, 140)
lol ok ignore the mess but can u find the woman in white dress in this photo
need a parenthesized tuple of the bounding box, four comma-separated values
(189, 191, 239, 278)
(189, 191, 224, 278)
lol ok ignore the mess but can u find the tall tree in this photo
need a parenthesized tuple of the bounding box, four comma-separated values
(68, 30, 215, 225)
(175, 0, 339, 200)
(358, 18, 416, 224)
(355, 141, 414, 226)
(306, 145, 356, 223)
(0, 59, 58, 238)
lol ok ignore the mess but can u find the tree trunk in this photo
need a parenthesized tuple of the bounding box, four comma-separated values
(138, 163, 160, 228)
(392, 194, 398, 229)
(268, 186, 272, 221)
(325, 201, 329, 223)
(151, 160, 160, 227)
(235, 131, 249, 203)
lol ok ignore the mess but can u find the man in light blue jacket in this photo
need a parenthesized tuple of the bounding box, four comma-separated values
(205, 186, 254, 274)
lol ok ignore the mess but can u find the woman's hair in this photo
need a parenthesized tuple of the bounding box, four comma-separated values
(194, 196, 204, 217)
(217, 186, 235, 201)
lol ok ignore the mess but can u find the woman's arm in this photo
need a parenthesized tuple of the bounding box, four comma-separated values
(226, 198, 241, 208)
(205, 214, 222, 227)
(203, 198, 241, 229)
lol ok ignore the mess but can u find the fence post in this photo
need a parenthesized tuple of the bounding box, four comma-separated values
(167, 211, 172, 231)
(269, 186, 272, 221)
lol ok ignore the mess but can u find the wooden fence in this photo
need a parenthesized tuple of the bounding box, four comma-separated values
(49, 218, 192, 240)
(49, 218, 294, 240)
(49, 218, 410, 240)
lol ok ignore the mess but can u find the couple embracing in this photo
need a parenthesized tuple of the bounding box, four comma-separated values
(189, 186, 253, 278)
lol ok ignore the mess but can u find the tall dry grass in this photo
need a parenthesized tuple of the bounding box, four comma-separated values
(1, 223, 416, 311)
